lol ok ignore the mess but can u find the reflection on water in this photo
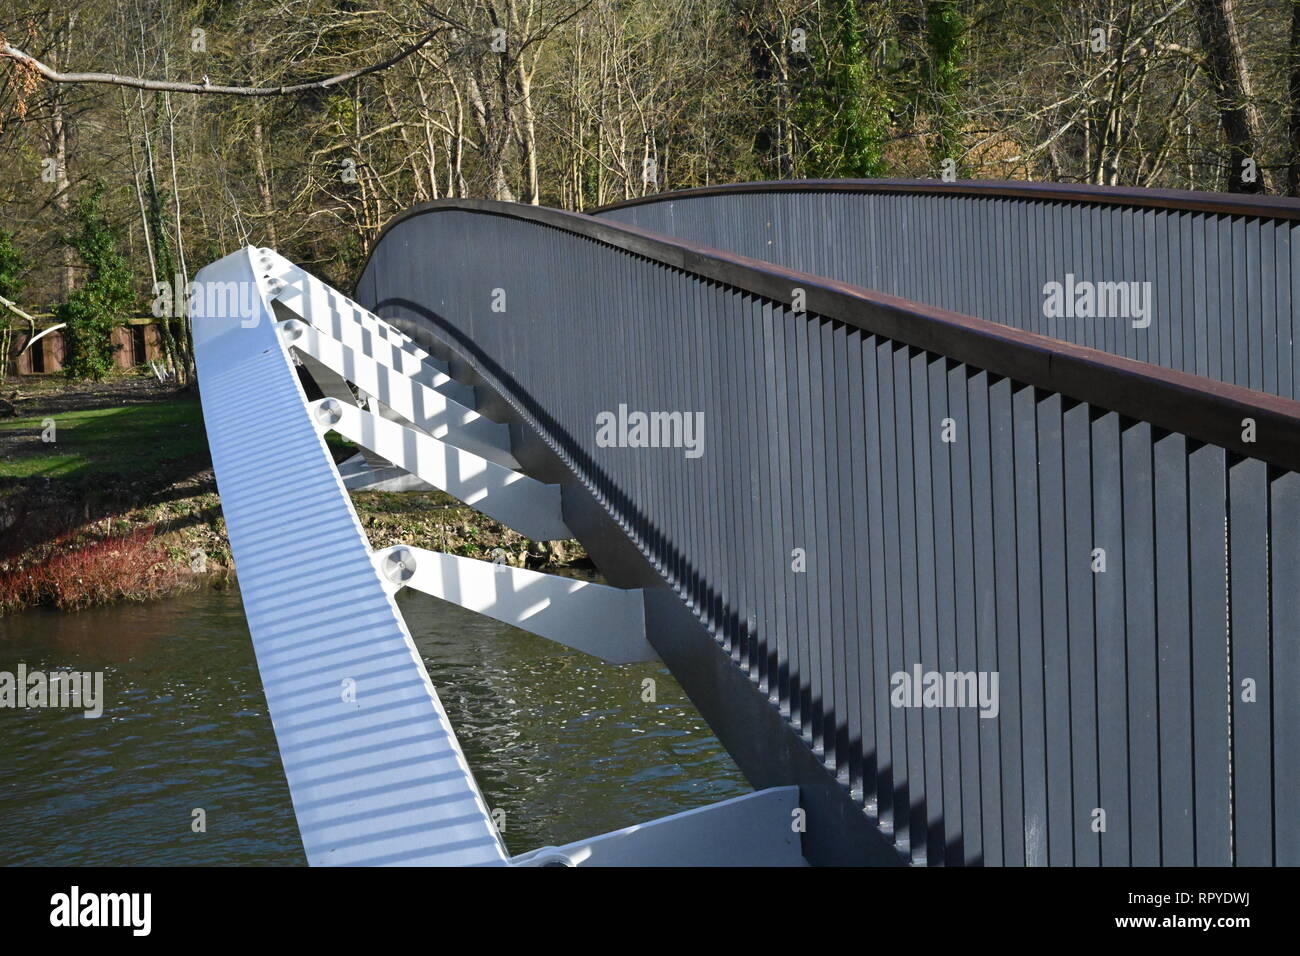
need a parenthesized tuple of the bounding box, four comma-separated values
(0, 584, 749, 865)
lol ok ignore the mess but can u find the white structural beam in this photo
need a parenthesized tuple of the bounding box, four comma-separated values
(257, 248, 444, 373)
(276, 318, 518, 470)
(510, 787, 805, 866)
(374, 546, 656, 664)
(292, 349, 393, 475)
(310, 398, 571, 541)
(256, 248, 482, 412)
(192, 246, 507, 867)
(273, 293, 477, 410)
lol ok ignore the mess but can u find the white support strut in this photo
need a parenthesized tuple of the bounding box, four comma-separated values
(373, 546, 656, 665)
(510, 787, 805, 867)
(258, 249, 446, 374)
(276, 318, 518, 469)
(309, 398, 571, 542)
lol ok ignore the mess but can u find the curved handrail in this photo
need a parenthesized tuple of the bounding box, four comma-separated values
(360, 198, 1300, 472)
(589, 177, 1300, 222)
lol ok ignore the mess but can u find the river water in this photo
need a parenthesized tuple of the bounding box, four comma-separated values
(0, 584, 748, 865)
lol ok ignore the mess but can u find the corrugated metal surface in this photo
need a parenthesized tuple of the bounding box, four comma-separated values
(192, 247, 507, 867)
(357, 193, 1299, 866)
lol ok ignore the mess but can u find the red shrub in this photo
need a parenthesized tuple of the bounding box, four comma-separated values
(0, 526, 189, 613)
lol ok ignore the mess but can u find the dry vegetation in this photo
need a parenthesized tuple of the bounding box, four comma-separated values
(1, 0, 1297, 313)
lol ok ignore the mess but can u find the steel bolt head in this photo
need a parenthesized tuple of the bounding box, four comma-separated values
(382, 546, 416, 584)
(314, 398, 344, 427)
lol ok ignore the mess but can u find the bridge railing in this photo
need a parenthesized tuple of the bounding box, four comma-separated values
(596, 180, 1300, 403)
(357, 195, 1300, 866)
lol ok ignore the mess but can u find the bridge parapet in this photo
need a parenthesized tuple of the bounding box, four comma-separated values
(598, 180, 1300, 405)
(358, 188, 1300, 866)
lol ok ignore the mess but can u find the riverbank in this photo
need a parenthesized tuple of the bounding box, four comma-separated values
(0, 373, 589, 614)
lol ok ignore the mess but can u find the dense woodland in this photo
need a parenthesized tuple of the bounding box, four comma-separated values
(1, 0, 1299, 379)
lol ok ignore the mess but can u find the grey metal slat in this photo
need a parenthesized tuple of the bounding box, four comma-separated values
(1043, 393, 1076, 865)
(1183, 212, 1199, 376)
(1140, 209, 1157, 365)
(877, 339, 908, 851)
(1247, 220, 1264, 391)
(989, 376, 1024, 865)
(738, 290, 762, 677)
(1228, 456, 1271, 865)
(967, 369, 1000, 865)
(845, 328, 872, 801)
(790, 312, 813, 731)
(691, 276, 712, 620)
(1121, 421, 1161, 866)
(830, 324, 861, 790)
(717, 280, 738, 647)
(930, 355, 963, 864)
(772, 305, 797, 713)
(785, 312, 806, 723)
(806, 318, 832, 747)
(1154, 434, 1190, 868)
(1013, 383, 1048, 866)
(1291, 223, 1300, 398)
(1121, 206, 1136, 362)
(1271, 470, 1300, 864)
(863, 334, 895, 834)
(1231, 218, 1247, 387)
(910, 349, 945, 864)
(1092, 411, 1128, 866)
(1274, 223, 1292, 399)
(1187, 443, 1232, 865)
(894, 345, 928, 863)
(816, 321, 845, 773)
(760, 301, 785, 699)
(1259, 223, 1277, 396)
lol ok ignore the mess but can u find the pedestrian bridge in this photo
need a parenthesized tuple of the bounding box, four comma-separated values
(193, 179, 1300, 866)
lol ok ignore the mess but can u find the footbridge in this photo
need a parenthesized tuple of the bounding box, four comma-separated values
(193, 180, 1300, 867)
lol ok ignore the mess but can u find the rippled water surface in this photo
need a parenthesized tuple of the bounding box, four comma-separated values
(0, 585, 748, 865)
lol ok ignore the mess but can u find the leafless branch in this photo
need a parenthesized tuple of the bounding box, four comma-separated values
(0, 29, 448, 96)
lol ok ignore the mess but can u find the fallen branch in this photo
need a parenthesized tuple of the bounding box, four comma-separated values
(0, 292, 36, 326)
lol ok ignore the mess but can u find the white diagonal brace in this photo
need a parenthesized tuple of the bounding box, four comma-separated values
(256, 248, 455, 385)
(509, 787, 805, 867)
(373, 546, 656, 665)
(309, 398, 571, 541)
(269, 286, 476, 408)
(276, 318, 518, 469)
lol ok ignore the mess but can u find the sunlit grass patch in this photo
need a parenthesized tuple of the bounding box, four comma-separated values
(0, 400, 206, 478)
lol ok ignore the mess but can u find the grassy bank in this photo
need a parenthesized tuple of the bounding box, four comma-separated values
(0, 373, 587, 614)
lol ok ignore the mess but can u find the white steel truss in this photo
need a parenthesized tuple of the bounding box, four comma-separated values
(190, 246, 804, 866)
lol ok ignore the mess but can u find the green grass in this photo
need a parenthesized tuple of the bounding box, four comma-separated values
(324, 430, 357, 456)
(0, 400, 208, 478)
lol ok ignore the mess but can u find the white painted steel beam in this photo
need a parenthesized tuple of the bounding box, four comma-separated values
(373, 546, 656, 664)
(191, 246, 507, 867)
(510, 787, 805, 866)
(276, 318, 518, 469)
(310, 398, 571, 541)
(256, 249, 475, 407)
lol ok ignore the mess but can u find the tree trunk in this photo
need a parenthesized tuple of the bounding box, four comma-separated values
(252, 117, 279, 247)
(1288, 0, 1300, 195)
(45, 44, 74, 300)
(1190, 0, 1267, 192)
